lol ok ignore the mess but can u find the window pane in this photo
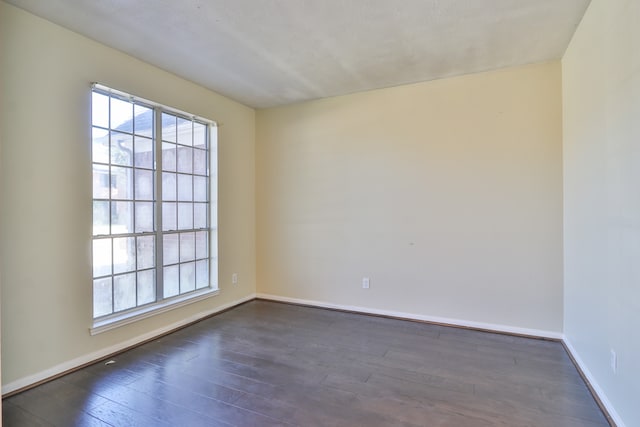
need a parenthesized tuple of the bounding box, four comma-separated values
(93, 201, 110, 236)
(137, 235, 155, 269)
(196, 260, 208, 289)
(162, 202, 177, 231)
(177, 146, 193, 174)
(162, 113, 176, 143)
(92, 92, 110, 128)
(194, 203, 207, 229)
(163, 265, 179, 298)
(135, 169, 154, 200)
(193, 176, 207, 202)
(93, 238, 112, 277)
(178, 203, 193, 230)
(178, 174, 192, 201)
(114, 273, 136, 312)
(163, 233, 179, 265)
(134, 104, 153, 137)
(111, 97, 133, 132)
(135, 202, 154, 233)
(162, 172, 177, 201)
(111, 132, 133, 166)
(195, 231, 208, 259)
(92, 127, 109, 164)
(162, 142, 176, 171)
(180, 232, 195, 262)
(180, 262, 196, 294)
(93, 277, 113, 317)
(177, 117, 192, 146)
(134, 136, 153, 169)
(111, 201, 134, 234)
(137, 270, 156, 305)
(113, 237, 135, 274)
(93, 164, 110, 199)
(111, 166, 133, 200)
(193, 122, 207, 149)
(193, 148, 207, 176)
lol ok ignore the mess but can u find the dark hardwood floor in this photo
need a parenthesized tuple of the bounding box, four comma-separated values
(3, 300, 610, 426)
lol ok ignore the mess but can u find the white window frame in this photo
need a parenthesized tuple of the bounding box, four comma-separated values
(90, 83, 218, 334)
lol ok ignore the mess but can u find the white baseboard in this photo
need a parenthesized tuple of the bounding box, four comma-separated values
(563, 338, 626, 427)
(255, 293, 564, 340)
(2, 293, 256, 396)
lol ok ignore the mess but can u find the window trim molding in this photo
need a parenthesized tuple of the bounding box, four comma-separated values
(91, 288, 219, 335)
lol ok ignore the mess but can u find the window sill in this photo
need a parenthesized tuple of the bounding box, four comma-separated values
(90, 288, 219, 335)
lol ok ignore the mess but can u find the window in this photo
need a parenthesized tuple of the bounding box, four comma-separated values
(91, 84, 217, 327)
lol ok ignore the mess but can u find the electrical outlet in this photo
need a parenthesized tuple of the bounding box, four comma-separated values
(232, 273, 238, 285)
(610, 349, 617, 374)
(362, 277, 370, 289)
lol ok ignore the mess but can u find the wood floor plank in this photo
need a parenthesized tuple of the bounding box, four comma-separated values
(86, 399, 171, 427)
(1, 401, 54, 427)
(3, 300, 610, 426)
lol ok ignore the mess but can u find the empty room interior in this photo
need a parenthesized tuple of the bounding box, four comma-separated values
(0, 0, 638, 425)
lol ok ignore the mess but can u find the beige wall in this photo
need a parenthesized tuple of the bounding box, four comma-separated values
(563, 0, 640, 425)
(256, 62, 564, 333)
(0, 3, 255, 387)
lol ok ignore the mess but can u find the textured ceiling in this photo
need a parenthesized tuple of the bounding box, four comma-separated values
(7, 0, 590, 108)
